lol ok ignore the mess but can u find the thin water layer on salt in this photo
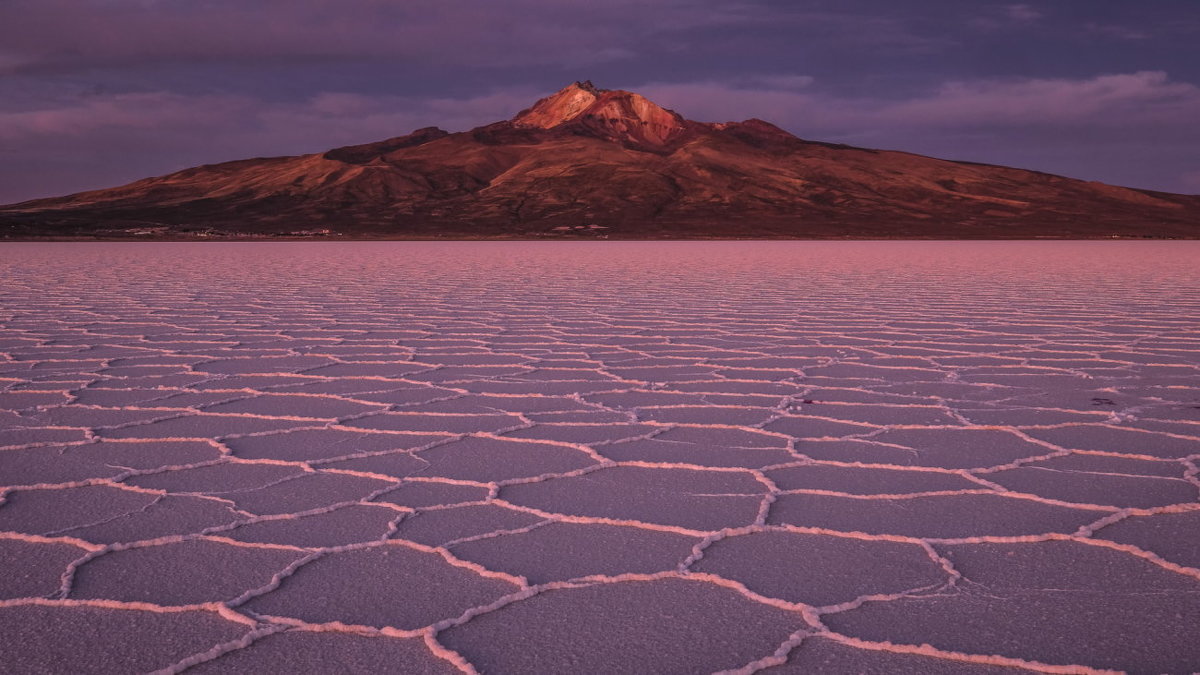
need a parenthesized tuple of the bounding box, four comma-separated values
(0, 241, 1198, 673)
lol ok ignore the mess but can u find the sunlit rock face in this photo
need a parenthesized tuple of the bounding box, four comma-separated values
(571, 89, 688, 148)
(2, 81, 1199, 238)
(515, 82, 688, 149)
(512, 81, 601, 129)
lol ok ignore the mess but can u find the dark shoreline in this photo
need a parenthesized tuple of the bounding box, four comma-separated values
(2, 234, 1195, 242)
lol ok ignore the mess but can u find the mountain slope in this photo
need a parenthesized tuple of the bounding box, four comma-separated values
(2, 81, 1198, 239)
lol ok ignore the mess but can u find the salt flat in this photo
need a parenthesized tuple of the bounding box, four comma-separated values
(0, 241, 1198, 674)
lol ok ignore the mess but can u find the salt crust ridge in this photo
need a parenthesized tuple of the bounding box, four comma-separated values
(0, 242, 1198, 672)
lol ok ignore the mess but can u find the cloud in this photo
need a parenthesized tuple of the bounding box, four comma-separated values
(3, 70, 1200, 201)
(1003, 4, 1042, 22)
(1179, 171, 1200, 194)
(641, 71, 1200, 191)
(745, 75, 816, 91)
(968, 3, 1044, 31)
(7, 70, 1194, 160)
(0, 0, 754, 74)
(0, 85, 545, 202)
(0, 0, 967, 82)
(0, 87, 539, 148)
(644, 71, 1200, 131)
(0, 93, 244, 142)
(883, 71, 1200, 126)
(1085, 23, 1150, 41)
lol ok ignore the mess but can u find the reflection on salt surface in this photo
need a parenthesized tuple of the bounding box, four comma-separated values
(0, 241, 1198, 673)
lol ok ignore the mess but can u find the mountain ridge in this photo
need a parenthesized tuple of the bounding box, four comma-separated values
(2, 82, 1198, 239)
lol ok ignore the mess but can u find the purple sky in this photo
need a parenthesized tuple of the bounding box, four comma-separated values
(2, 0, 1199, 204)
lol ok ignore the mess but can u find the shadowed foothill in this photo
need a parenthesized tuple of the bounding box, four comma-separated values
(3, 83, 1198, 239)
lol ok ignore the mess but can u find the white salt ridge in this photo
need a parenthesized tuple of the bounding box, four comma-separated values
(0, 241, 1198, 672)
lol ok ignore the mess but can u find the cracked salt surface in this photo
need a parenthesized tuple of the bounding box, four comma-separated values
(0, 241, 1198, 673)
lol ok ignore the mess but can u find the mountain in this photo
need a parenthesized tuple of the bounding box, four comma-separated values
(2, 81, 1198, 239)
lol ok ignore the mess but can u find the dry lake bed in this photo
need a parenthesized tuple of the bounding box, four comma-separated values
(1, 241, 1198, 674)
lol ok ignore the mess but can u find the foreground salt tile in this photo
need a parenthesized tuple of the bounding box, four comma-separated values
(1021, 425, 1200, 459)
(321, 450, 433, 478)
(0, 445, 131, 485)
(412, 436, 598, 482)
(793, 402, 963, 426)
(438, 577, 805, 672)
(188, 375, 312, 391)
(97, 414, 311, 439)
(825, 540, 1200, 673)
(467, 379, 633, 396)
(187, 629, 460, 674)
(124, 461, 303, 494)
(21, 406, 177, 428)
(859, 428, 1056, 469)
(788, 438, 928, 464)
(670, 381, 809, 396)
(351, 386, 467, 405)
(766, 464, 980, 495)
(0, 538, 90, 599)
(299, 363, 430, 378)
(193, 356, 336, 374)
(223, 428, 442, 462)
(599, 437, 794, 467)
(772, 635, 1032, 673)
(501, 422, 660, 444)
(225, 504, 399, 547)
(344, 412, 524, 434)
(0, 391, 72, 408)
(82, 440, 223, 467)
(72, 540, 307, 605)
(68, 387, 183, 406)
(502, 465, 766, 530)
(406, 394, 591, 414)
(694, 530, 946, 607)
(98, 373, 210, 389)
(152, 390, 255, 408)
(986, 466, 1197, 508)
(67, 495, 243, 544)
(955, 406, 1108, 426)
(219, 473, 396, 516)
(798, 387, 942, 405)
(450, 522, 699, 583)
(654, 425, 790, 449)
(804, 363, 945, 382)
(0, 427, 89, 447)
(1134, 418, 1200, 437)
(1025, 452, 1185, 478)
(763, 416, 881, 439)
(408, 366, 533, 383)
(768, 492, 1106, 538)
(525, 410, 630, 423)
(200, 394, 385, 418)
(242, 543, 519, 629)
(1096, 510, 1200, 569)
(375, 481, 491, 509)
(0, 603, 250, 674)
(584, 391, 709, 408)
(637, 405, 777, 425)
(392, 504, 544, 547)
(0, 485, 158, 535)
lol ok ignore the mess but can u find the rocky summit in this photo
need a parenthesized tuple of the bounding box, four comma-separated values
(2, 81, 1198, 239)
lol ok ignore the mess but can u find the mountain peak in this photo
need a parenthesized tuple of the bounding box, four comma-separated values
(513, 82, 603, 129)
(574, 80, 602, 96)
(8, 78, 1199, 239)
(513, 81, 688, 148)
